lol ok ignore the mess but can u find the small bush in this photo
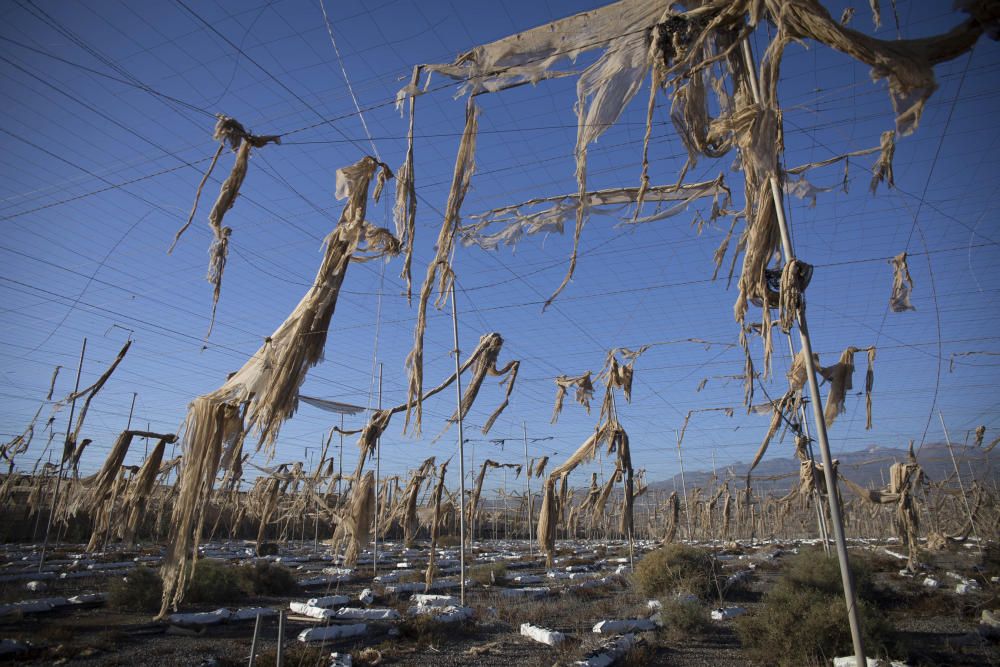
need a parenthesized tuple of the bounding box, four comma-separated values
(398, 614, 474, 647)
(256, 542, 279, 557)
(632, 544, 720, 600)
(469, 562, 507, 585)
(735, 550, 889, 667)
(108, 567, 163, 612)
(185, 559, 245, 604)
(657, 598, 710, 642)
(237, 561, 298, 596)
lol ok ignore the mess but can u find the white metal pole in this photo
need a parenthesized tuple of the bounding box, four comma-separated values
(450, 282, 468, 606)
(522, 422, 533, 556)
(741, 36, 866, 667)
(374, 363, 382, 576)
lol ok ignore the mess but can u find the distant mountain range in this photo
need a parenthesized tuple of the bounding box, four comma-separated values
(648, 442, 999, 495)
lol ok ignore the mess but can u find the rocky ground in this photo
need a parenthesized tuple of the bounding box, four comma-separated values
(0, 538, 997, 666)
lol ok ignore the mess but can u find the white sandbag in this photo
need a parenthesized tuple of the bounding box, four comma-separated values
(520, 622, 565, 646)
(232, 607, 277, 621)
(307, 595, 349, 609)
(574, 633, 636, 667)
(711, 606, 746, 620)
(168, 608, 232, 625)
(298, 623, 367, 643)
(592, 618, 655, 634)
(333, 607, 399, 621)
(289, 602, 336, 619)
(410, 594, 459, 607)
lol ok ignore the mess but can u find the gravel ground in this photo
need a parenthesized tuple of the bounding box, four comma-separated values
(1, 539, 998, 666)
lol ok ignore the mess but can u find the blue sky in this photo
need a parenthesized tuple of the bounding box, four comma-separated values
(1, 0, 998, 494)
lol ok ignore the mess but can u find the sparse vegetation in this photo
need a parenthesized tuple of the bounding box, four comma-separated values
(657, 597, 710, 642)
(469, 561, 507, 585)
(184, 559, 245, 603)
(735, 549, 890, 667)
(237, 561, 298, 596)
(632, 544, 721, 601)
(107, 567, 163, 612)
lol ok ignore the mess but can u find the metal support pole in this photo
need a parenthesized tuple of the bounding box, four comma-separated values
(247, 613, 262, 667)
(39, 337, 86, 572)
(450, 282, 468, 606)
(785, 335, 831, 554)
(374, 363, 382, 576)
(522, 422, 533, 555)
(275, 610, 284, 667)
(939, 413, 982, 555)
(741, 36, 866, 667)
(675, 430, 693, 541)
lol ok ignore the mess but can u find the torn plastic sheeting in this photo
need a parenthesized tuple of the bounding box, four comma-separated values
(297, 623, 368, 643)
(460, 178, 728, 251)
(520, 622, 566, 646)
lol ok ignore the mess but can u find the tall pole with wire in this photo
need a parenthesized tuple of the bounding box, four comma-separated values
(40, 337, 86, 572)
(373, 363, 383, 576)
(450, 282, 468, 606)
(741, 38, 865, 667)
(522, 422, 532, 555)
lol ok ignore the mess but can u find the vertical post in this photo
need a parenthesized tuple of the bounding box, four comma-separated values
(939, 413, 982, 555)
(741, 36, 866, 667)
(786, 336, 831, 554)
(522, 423, 533, 556)
(275, 610, 284, 667)
(338, 415, 344, 498)
(450, 282, 468, 606)
(247, 613, 262, 667)
(374, 363, 383, 576)
(675, 430, 692, 541)
(39, 337, 86, 572)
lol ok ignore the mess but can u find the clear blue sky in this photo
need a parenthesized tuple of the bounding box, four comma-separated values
(1, 0, 998, 494)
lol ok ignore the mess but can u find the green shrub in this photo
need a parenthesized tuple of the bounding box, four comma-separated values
(237, 561, 298, 596)
(185, 559, 245, 604)
(108, 567, 163, 612)
(735, 550, 889, 667)
(657, 598, 710, 642)
(632, 544, 720, 600)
